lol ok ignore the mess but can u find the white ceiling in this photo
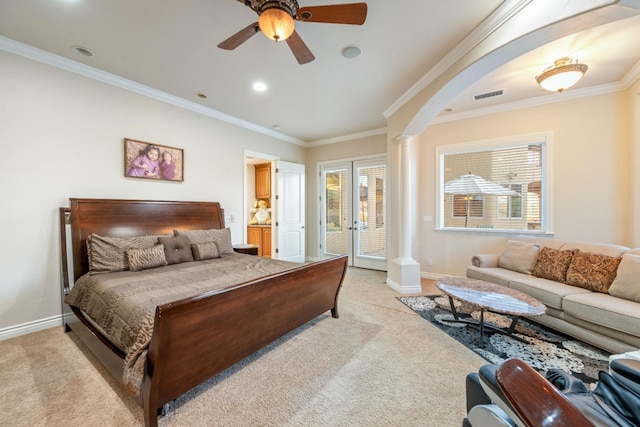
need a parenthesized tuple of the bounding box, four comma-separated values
(1, 1, 639, 143)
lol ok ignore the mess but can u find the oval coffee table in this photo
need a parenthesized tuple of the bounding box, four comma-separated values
(436, 277, 546, 346)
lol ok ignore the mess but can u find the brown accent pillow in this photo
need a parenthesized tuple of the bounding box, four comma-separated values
(531, 247, 578, 283)
(565, 251, 621, 293)
(191, 242, 220, 261)
(158, 235, 194, 265)
(126, 245, 168, 271)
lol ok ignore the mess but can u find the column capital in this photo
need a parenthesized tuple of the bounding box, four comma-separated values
(394, 134, 415, 146)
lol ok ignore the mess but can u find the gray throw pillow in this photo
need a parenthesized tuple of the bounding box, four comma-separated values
(191, 242, 220, 261)
(158, 235, 194, 265)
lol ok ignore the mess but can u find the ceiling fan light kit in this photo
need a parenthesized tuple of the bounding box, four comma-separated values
(218, 1, 367, 64)
(258, 0, 297, 41)
(536, 57, 588, 93)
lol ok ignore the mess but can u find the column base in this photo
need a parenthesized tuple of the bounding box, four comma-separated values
(386, 257, 422, 294)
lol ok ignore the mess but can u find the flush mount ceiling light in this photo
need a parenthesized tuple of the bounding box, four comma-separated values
(258, 0, 297, 42)
(535, 57, 588, 93)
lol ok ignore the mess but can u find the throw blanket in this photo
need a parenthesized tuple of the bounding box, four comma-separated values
(65, 254, 299, 395)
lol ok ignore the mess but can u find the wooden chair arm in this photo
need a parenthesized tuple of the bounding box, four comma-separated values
(495, 359, 594, 427)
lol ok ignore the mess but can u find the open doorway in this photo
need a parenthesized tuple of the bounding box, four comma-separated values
(244, 150, 306, 262)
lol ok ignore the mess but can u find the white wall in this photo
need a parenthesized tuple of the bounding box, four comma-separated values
(0, 50, 304, 334)
(418, 91, 632, 278)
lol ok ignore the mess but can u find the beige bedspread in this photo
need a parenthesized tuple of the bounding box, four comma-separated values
(65, 253, 299, 395)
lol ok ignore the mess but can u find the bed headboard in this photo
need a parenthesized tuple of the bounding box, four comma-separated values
(63, 198, 225, 281)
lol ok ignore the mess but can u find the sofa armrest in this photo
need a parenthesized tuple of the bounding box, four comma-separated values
(471, 254, 500, 268)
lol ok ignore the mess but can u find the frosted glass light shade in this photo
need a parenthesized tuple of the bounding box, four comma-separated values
(259, 8, 295, 42)
(536, 57, 588, 93)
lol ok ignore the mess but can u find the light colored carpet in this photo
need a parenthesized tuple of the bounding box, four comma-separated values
(0, 268, 485, 426)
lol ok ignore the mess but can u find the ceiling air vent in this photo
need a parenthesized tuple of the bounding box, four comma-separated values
(473, 89, 504, 101)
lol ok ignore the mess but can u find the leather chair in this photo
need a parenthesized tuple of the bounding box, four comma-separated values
(463, 357, 640, 427)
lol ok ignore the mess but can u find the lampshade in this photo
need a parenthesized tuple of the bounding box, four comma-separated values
(259, 8, 295, 42)
(536, 57, 588, 93)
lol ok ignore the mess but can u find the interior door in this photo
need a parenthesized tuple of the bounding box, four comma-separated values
(275, 160, 305, 262)
(321, 158, 387, 270)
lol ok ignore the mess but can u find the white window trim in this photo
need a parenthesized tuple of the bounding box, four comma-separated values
(435, 131, 554, 234)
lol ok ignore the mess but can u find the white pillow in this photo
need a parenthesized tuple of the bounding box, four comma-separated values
(498, 240, 540, 274)
(608, 254, 640, 303)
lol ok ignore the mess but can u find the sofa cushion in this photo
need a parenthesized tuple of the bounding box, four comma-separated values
(560, 242, 628, 258)
(531, 247, 577, 283)
(609, 254, 640, 303)
(565, 252, 621, 293)
(509, 276, 591, 310)
(563, 292, 640, 338)
(512, 235, 565, 249)
(498, 240, 539, 274)
(158, 235, 194, 265)
(466, 266, 524, 288)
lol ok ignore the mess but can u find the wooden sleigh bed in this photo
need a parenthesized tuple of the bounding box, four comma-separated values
(59, 198, 348, 427)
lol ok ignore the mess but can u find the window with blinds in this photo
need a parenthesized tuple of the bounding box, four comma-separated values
(437, 134, 549, 232)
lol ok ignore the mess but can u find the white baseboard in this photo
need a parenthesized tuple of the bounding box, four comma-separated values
(0, 315, 62, 341)
(420, 271, 452, 280)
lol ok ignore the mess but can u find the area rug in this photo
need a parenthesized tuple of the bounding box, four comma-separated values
(397, 295, 611, 386)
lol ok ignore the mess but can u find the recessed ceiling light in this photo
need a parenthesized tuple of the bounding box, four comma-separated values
(341, 45, 362, 59)
(253, 82, 267, 92)
(444, 108, 453, 112)
(197, 93, 208, 99)
(71, 45, 95, 57)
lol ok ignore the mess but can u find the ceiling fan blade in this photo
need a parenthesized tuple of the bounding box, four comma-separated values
(286, 30, 315, 64)
(217, 22, 260, 50)
(296, 3, 367, 25)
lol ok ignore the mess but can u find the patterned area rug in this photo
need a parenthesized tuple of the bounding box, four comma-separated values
(398, 295, 611, 386)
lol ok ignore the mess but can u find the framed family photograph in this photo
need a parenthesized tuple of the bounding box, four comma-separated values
(124, 138, 184, 182)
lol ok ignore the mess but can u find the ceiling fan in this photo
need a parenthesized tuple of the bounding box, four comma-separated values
(218, 0, 368, 64)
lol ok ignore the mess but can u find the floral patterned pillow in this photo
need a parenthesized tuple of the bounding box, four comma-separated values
(531, 247, 577, 283)
(565, 251, 621, 293)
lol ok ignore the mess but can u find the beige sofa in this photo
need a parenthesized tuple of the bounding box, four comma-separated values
(466, 237, 640, 354)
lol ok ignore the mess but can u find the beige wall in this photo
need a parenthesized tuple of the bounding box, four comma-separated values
(418, 91, 632, 277)
(305, 134, 387, 259)
(0, 50, 304, 333)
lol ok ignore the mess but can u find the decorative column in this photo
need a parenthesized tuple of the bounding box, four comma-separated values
(386, 134, 421, 293)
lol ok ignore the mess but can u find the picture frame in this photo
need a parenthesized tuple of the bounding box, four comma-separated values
(124, 138, 184, 182)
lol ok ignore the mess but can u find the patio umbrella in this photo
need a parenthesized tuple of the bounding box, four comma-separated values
(444, 173, 518, 227)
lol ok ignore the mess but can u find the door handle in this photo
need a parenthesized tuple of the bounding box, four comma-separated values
(301, 226, 305, 229)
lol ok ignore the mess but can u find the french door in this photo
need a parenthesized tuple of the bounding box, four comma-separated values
(320, 157, 387, 271)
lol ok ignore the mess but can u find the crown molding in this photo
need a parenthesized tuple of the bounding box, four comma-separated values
(0, 36, 306, 146)
(622, 58, 640, 87)
(383, 0, 533, 119)
(431, 82, 625, 124)
(307, 127, 388, 147)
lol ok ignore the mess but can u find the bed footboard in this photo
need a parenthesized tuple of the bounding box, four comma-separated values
(142, 255, 348, 427)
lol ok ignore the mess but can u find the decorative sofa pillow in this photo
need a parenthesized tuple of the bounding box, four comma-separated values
(498, 240, 540, 274)
(126, 244, 168, 271)
(89, 233, 171, 274)
(191, 242, 220, 261)
(175, 228, 234, 255)
(531, 247, 578, 283)
(565, 251, 621, 293)
(608, 254, 640, 302)
(158, 235, 194, 264)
